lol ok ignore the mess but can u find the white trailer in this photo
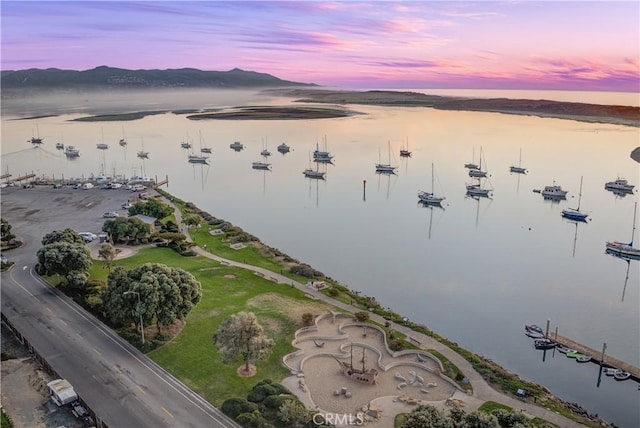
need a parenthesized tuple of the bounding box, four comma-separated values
(46, 379, 78, 406)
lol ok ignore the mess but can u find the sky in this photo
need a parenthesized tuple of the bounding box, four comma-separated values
(1, 1, 639, 91)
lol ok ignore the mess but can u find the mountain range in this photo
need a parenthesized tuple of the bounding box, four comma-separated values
(0, 66, 316, 89)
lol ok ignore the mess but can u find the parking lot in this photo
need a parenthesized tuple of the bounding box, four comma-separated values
(1, 185, 140, 249)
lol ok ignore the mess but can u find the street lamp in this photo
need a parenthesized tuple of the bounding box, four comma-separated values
(123, 291, 145, 344)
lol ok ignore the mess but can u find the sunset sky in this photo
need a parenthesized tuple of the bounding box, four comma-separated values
(1, 1, 639, 91)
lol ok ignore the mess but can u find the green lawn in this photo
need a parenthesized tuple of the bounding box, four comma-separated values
(95, 247, 329, 406)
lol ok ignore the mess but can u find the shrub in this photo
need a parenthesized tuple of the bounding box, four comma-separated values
(289, 264, 323, 278)
(389, 338, 405, 351)
(221, 398, 258, 419)
(301, 313, 314, 326)
(354, 311, 370, 322)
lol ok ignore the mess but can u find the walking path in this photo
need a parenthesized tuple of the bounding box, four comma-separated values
(156, 194, 583, 427)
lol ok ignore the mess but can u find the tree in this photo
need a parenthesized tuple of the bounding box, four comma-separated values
(35, 241, 92, 286)
(354, 311, 370, 322)
(214, 312, 274, 374)
(1, 218, 14, 241)
(128, 198, 173, 219)
(277, 399, 310, 428)
(401, 405, 454, 428)
(98, 243, 118, 270)
(102, 217, 151, 244)
(301, 312, 314, 326)
(102, 263, 202, 334)
(41, 228, 85, 246)
(183, 214, 202, 228)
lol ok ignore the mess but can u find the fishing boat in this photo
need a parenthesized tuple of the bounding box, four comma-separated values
(561, 176, 588, 222)
(606, 202, 640, 259)
(64, 146, 80, 158)
(605, 178, 634, 193)
(375, 141, 397, 174)
(230, 141, 244, 151)
(468, 146, 488, 178)
(418, 163, 445, 206)
(509, 148, 527, 174)
(277, 143, 291, 154)
(464, 147, 479, 170)
(540, 183, 568, 199)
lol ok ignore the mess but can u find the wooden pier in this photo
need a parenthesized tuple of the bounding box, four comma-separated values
(550, 331, 640, 380)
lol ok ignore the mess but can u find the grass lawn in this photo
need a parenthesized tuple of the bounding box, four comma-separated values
(94, 246, 331, 406)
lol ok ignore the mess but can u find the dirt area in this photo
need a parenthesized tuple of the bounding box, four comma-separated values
(1, 326, 89, 428)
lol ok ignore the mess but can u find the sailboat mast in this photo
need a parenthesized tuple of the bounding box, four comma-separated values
(431, 162, 435, 193)
(577, 176, 584, 211)
(630, 202, 637, 246)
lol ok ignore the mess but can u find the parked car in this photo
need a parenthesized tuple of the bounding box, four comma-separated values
(102, 212, 119, 218)
(78, 232, 97, 242)
(121, 202, 133, 209)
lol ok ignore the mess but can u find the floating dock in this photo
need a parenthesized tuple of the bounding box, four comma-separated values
(550, 331, 639, 380)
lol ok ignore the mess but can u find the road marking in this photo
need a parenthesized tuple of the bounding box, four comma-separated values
(93, 347, 102, 356)
(9, 269, 36, 298)
(47, 307, 53, 314)
(136, 384, 146, 395)
(161, 407, 174, 418)
(59, 318, 68, 326)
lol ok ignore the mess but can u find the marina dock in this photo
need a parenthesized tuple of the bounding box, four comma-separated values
(549, 331, 640, 381)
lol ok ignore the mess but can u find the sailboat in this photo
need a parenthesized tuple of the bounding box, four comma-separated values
(260, 138, 271, 157)
(137, 138, 149, 159)
(464, 147, 479, 169)
(199, 131, 212, 154)
(313, 136, 334, 163)
(509, 148, 527, 174)
(561, 176, 588, 222)
(277, 142, 291, 154)
(418, 163, 445, 206)
(468, 146, 488, 178)
(119, 127, 127, 147)
(375, 141, 397, 174)
(606, 202, 640, 259)
(303, 154, 326, 179)
(400, 138, 412, 158)
(28, 126, 44, 146)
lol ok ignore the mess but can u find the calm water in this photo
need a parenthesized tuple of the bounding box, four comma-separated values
(2, 89, 639, 427)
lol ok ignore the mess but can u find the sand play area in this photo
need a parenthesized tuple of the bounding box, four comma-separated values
(282, 312, 460, 424)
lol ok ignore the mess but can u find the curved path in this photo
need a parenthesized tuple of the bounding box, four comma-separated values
(163, 195, 583, 427)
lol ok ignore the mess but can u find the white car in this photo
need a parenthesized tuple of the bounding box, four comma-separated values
(103, 212, 119, 218)
(78, 232, 97, 242)
(121, 202, 133, 209)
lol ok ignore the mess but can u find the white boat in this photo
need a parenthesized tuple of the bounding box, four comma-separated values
(468, 146, 488, 178)
(464, 147, 479, 170)
(96, 143, 109, 150)
(375, 142, 397, 174)
(303, 168, 325, 179)
(188, 154, 209, 164)
(64, 146, 80, 158)
(418, 163, 445, 206)
(252, 161, 271, 170)
(466, 176, 492, 197)
(605, 178, 634, 193)
(614, 371, 631, 381)
(603, 367, 623, 376)
(561, 176, 588, 222)
(313, 138, 334, 163)
(277, 143, 291, 154)
(230, 141, 244, 150)
(509, 148, 527, 174)
(541, 183, 568, 199)
(606, 202, 640, 259)
(533, 339, 556, 350)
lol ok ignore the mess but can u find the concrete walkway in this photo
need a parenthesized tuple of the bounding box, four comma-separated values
(159, 193, 584, 427)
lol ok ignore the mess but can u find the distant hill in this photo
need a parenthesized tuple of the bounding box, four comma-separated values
(0, 66, 316, 89)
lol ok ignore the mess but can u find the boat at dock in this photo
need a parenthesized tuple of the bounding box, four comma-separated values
(525, 324, 544, 334)
(576, 355, 592, 363)
(614, 371, 631, 381)
(533, 338, 556, 350)
(604, 367, 623, 376)
(606, 202, 640, 259)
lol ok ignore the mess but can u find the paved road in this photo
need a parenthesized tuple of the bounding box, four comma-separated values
(1, 186, 238, 428)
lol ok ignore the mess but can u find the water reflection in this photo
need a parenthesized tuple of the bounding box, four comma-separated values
(418, 202, 445, 239)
